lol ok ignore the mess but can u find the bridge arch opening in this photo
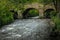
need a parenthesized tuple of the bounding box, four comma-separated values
(44, 9, 55, 19)
(22, 8, 39, 19)
(10, 10, 18, 20)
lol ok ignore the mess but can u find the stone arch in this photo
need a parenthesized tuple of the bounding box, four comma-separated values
(22, 8, 39, 19)
(10, 10, 18, 19)
(44, 9, 55, 18)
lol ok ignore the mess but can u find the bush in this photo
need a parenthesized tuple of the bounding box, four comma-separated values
(52, 16, 60, 30)
(0, 7, 14, 27)
(28, 9, 39, 17)
(51, 11, 60, 31)
(50, 11, 57, 18)
(0, 0, 14, 27)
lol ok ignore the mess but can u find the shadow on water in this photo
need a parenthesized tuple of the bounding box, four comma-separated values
(48, 31, 60, 40)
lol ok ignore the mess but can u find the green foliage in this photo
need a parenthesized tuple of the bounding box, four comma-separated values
(0, 9, 14, 26)
(28, 9, 39, 17)
(52, 16, 60, 30)
(51, 11, 60, 31)
(44, 9, 56, 18)
(50, 11, 57, 18)
(43, 0, 53, 4)
(0, 0, 14, 26)
(8, 0, 52, 4)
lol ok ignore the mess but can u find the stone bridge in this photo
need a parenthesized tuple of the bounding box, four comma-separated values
(10, 3, 56, 19)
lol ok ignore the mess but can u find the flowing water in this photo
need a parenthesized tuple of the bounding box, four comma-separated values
(0, 18, 53, 40)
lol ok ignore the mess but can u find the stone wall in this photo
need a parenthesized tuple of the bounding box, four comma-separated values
(17, 3, 55, 18)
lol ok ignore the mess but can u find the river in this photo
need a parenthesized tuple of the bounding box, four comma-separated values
(0, 19, 53, 40)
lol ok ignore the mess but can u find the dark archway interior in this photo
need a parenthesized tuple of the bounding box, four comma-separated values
(10, 10, 18, 20)
(22, 8, 39, 19)
(44, 9, 54, 19)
